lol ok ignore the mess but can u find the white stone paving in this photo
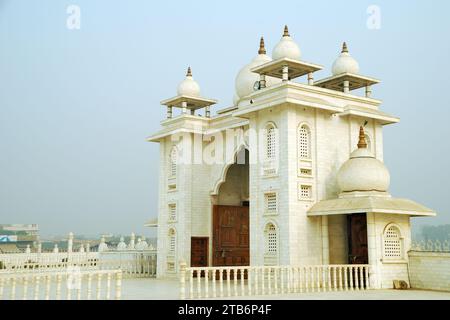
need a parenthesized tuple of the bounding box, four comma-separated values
(120, 278, 450, 300)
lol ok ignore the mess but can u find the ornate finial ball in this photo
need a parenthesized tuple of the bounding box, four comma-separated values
(283, 25, 290, 37)
(342, 42, 348, 53)
(258, 37, 266, 55)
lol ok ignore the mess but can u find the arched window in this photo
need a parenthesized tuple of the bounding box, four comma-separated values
(266, 124, 277, 160)
(298, 124, 311, 159)
(169, 146, 178, 177)
(264, 223, 278, 255)
(383, 224, 403, 259)
(168, 228, 176, 254)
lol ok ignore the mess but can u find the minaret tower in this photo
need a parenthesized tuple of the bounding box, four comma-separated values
(160, 67, 217, 119)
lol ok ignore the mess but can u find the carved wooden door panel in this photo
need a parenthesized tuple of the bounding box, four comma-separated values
(212, 205, 249, 267)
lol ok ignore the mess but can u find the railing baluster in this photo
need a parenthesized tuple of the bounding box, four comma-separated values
(115, 271, 122, 300)
(248, 268, 252, 296)
(261, 268, 265, 295)
(321, 266, 326, 292)
(56, 274, 62, 300)
(240, 268, 245, 296)
(299, 267, 303, 293)
(226, 268, 231, 297)
(233, 269, 238, 297)
(349, 266, 354, 290)
(45, 275, 51, 300)
(359, 266, 364, 290)
(344, 266, 348, 291)
(274, 267, 278, 294)
(106, 273, 111, 300)
(189, 270, 194, 299)
(87, 273, 93, 300)
(355, 266, 360, 290)
(96, 273, 102, 300)
(197, 269, 201, 298)
(219, 269, 224, 298)
(365, 265, 370, 289)
(34, 276, 40, 300)
(23, 275, 28, 300)
(205, 269, 209, 298)
(10, 277, 16, 300)
(212, 269, 217, 298)
(316, 266, 320, 292)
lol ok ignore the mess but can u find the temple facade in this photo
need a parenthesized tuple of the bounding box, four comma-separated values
(147, 26, 435, 289)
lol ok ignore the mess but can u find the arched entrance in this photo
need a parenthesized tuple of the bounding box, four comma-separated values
(212, 148, 250, 267)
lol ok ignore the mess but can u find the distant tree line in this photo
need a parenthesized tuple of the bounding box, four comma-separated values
(419, 224, 450, 242)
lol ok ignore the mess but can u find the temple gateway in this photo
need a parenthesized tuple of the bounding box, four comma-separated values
(147, 26, 435, 289)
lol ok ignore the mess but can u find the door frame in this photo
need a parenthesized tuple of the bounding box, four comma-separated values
(347, 212, 369, 264)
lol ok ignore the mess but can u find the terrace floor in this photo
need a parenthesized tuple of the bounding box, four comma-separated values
(121, 278, 450, 300)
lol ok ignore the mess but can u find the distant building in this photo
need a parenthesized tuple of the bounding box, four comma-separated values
(0, 224, 39, 252)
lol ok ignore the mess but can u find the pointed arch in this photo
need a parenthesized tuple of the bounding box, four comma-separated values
(211, 142, 249, 195)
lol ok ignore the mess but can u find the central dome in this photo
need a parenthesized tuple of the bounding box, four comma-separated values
(235, 37, 279, 101)
(337, 127, 390, 193)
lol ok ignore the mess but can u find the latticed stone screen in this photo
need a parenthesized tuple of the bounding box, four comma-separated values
(384, 226, 402, 258)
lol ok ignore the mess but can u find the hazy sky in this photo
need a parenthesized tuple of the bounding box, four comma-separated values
(1, 0, 449, 238)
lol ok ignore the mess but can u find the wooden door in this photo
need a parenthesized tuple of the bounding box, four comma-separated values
(191, 237, 208, 267)
(191, 237, 208, 277)
(212, 205, 249, 267)
(347, 213, 368, 264)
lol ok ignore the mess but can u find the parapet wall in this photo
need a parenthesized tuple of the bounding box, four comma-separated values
(408, 250, 450, 292)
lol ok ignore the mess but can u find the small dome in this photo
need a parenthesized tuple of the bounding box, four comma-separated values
(117, 236, 127, 251)
(235, 37, 280, 100)
(272, 26, 301, 61)
(332, 42, 360, 75)
(177, 67, 201, 97)
(337, 127, 390, 193)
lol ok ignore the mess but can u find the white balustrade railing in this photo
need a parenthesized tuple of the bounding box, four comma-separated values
(179, 264, 370, 299)
(411, 240, 450, 252)
(0, 269, 122, 300)
(0, 251, 157, 278)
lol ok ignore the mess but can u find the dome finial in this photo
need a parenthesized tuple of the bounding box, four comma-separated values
(342, 42, 349, 53)
(357, 126, 367, 149)
(283, 25, 290, 37)
(186, 66, 192, 77)
(258, 36, 266, 55)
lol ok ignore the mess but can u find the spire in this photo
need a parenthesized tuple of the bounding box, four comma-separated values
(357, 126, 367, 149)
(283, 25, 290, 37)
(186, 66, 192, 77)
(342, 42, 349, 53)
(258, 36, 266, 54)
